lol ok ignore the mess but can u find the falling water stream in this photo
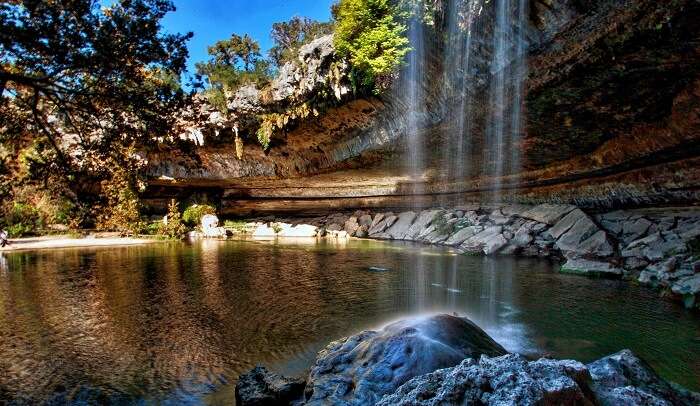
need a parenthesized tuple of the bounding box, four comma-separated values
(483, 0, 528, 202)
(407, 0, 528, 204)
(406, 11, 426, 204)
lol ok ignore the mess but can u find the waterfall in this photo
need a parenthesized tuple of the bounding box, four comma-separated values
(483, 0, 528, 203)
(406, 7, 426, 207)
(402, 0, 528, 205)
(443, 0, 481, 184)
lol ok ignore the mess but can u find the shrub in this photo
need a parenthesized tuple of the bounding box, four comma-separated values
(96, 170, 143, 235)
(3, 202, 43, 237)
(182, 204, 217, 227)
(334, 0, 411, 92)
(159, 199, 187, 239)
(224, 219, 248, 233)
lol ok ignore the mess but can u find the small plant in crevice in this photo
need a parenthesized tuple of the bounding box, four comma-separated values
(431, 211, 455, 235)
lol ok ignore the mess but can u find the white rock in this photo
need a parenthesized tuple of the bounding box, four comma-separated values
(201, 214, 227, 238)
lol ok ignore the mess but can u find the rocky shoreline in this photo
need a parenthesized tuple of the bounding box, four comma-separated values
(235, 314, 700, 405)
(225, 204, 700, 311)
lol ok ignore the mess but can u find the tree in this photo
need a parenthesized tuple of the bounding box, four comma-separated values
(0, 0, 192, 225)
(333, 0, 410, 91)
(0, 0, 192, 169)
(269, 16, 334, 67)
(207, 33, 261, 71)
(159, 199, 186, 239)
(195, 33, 271, 111)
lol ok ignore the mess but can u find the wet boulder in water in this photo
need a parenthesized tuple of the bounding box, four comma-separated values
(588, 349, 700, 406)
(303, 314, 506, 406)
(236, 365, 305, 406)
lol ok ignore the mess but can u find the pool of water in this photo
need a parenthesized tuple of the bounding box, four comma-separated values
(0, 238, 698, 404)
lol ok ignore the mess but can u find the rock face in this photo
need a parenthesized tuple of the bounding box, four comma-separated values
(303, 314, 506, 406)
(236, 366, 305, 406)
(588, 350, 700, 406)
(143, 0, 700, 215)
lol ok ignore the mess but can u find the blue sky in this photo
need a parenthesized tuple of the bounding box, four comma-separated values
(160, 0, 336, 79)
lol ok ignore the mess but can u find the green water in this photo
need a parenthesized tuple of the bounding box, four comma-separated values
(0, 238, 698, 404)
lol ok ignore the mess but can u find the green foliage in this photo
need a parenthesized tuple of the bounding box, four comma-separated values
(224, 219, 249, 233)
(0, 182, 78, 236)
(4, 202, 43, 237)
(159, 199, 187, 239)
(195, 33, 272, 111)
(334, 0, 411, 92)
(182, 204, 217, 227)
(256, 103, 318, 150)
(269, 16, 334, 67)
(0, 0, 192, 171)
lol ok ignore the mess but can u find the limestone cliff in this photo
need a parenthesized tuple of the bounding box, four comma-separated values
(145, 0, 700, 215)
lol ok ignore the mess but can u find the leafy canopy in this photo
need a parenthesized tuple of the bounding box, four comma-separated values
(333, 0, 410, 91)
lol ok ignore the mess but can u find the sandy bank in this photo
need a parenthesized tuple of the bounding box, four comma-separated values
(0, 235, 163, 252)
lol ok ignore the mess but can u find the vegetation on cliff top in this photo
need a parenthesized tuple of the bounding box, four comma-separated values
(197, 0, 418, 151)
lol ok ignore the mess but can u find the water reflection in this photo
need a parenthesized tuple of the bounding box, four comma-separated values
(0, 239, 698, 405)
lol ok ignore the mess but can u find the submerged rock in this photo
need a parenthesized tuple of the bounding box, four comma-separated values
(560, 259, 623, 278)
(303, 314, 506, 406)
(236, 365, 305, 406)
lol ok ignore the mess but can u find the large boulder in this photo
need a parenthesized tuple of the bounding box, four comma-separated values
(201, 214, 227, 238)
(462, 226, 506, 255)
(560, 258, 623, 278)
(303, 314, 506, 406)
(671, 274, 700, 309)
(588, 349, 700, 406)
(236, 366, 305, 406)
(377, 354, 593, 406)
(280, 224, 318, 238)
(384, 211, 417, 240)
(521, 204, 577, 225)
(444, 225, 483, 246)
(404, 210, 442, 240)
(368, 213, 397, 235)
